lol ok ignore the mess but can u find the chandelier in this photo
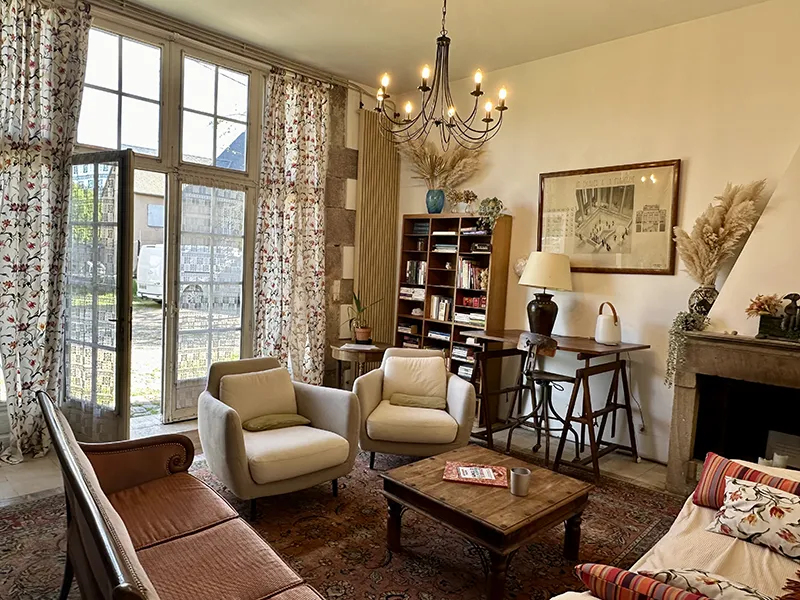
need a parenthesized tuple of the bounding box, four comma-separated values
(375, 0, 508, 150)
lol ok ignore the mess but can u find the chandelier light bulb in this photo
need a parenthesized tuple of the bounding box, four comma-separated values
(448, 106, 456, 118)
(499, 87, 507, 100)
(405, 101, 413, 115)
(484, 100, 493, 113)
(474, 70, 483, 84)
(422, 65, 431, 80)
(381, 73, 390, 88)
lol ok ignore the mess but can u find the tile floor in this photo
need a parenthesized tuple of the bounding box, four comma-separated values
(0, 426, 668, 506)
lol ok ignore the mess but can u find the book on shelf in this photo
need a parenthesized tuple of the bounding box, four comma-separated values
(457, 257, 488, 290)
(428, 330, 451, 342)
(397, 323, 419, 334)
(412, 222, 430, 235)
(405, 260, 427, 285)
(431, 230, 457, 236)
(429, 295, 452, 322)
(451, 346, 474, 361)
(454, 311, 486, 326)
(399, 286, 425, 301)
(402, 338, 421, 349)
(459, 226, 491, 236)
(432, 244, 457, 253)
(457, 364, 474, 379)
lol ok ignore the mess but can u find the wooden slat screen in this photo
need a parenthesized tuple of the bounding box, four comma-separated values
(354, 111, 400, 344)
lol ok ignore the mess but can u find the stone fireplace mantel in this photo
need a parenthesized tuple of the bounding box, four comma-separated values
(667, 331, 800, 494)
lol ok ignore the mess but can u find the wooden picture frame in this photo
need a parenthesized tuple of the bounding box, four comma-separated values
(537, 159, 681, 275)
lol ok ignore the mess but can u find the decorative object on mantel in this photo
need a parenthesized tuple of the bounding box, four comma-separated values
(518, 252, 573, 336)
(538, 160, 681, 274)
(674, 179, 767, 315)
(343, 292, 382, 343)
(665, 310, 710, 387)
(748, 293, 800, 342)
(476, 196, 505, 231)
(373, 0, 508, 150)
(400, 141, 485, 214)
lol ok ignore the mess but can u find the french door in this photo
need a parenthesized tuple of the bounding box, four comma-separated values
(162, 180, 250, 422)
(64, 150, 134, 441)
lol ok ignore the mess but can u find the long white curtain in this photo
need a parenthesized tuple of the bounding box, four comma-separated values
(0, 0, 91, 462)
(254, 70, 330, 384)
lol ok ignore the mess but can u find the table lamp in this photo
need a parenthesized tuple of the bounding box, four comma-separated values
(518, 252, 573, 336)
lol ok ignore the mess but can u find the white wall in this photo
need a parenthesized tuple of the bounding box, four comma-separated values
(398, 0, 800, 462)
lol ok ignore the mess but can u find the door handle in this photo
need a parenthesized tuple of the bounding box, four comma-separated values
(108, 318, 117, 322)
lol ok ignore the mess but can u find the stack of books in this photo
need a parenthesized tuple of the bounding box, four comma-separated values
(460, 226, 490, 236)
(397, 323, 419, 335)
(428, 330, 451, 342)
(432, 243, 457, 253)
(429, 295, 452, 322)
(400, 286, 425, 301)
(454, 311, 486, 327)
(405, 260, 427, 285)
(412, 222, 430, 235)
(457, 364, 474, 379)
(402, 335, 420, 348)
(451, 345, 474, 363)
(457, 257, 487, 290)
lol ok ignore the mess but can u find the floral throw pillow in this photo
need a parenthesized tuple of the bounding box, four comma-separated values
(638, 568, 772, 600)
(707, 476, 800, 560)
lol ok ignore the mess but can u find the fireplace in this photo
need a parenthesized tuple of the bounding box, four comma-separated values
(667, 332, 800, 494)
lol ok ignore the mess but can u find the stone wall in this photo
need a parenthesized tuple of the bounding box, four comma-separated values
(324, 85, 359, 386)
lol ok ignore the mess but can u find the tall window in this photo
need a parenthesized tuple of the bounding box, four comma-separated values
(78, 29, 162, 156)
(181, 56, 249, 172)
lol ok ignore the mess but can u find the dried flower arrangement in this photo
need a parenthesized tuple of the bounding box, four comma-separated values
(673, 180, 767, 286)
(445, 188, 479, 213)
(400, 140, 485, 191)
(745, 293, 783, 319)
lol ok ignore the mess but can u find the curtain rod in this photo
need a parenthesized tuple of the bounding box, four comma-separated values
(85, 0, 352, 88)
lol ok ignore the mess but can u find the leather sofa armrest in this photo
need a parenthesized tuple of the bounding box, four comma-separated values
(445, 373, 477, 446)
(79, 434, 194, 495)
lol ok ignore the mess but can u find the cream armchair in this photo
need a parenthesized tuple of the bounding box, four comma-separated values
(198, 357, 359, 519)
(353, 349, 476, 469)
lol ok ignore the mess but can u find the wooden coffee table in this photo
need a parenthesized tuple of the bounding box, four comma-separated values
(380, 446, 592, 600)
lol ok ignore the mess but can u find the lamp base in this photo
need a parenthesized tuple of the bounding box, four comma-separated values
(527, 293, 558, 336)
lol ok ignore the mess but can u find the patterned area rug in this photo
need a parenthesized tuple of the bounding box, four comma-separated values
(0, 450, 684, 600)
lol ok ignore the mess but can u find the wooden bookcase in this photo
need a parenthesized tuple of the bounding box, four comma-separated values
(395, 213, 512, 417)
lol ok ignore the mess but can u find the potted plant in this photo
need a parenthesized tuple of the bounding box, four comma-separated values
(400, 141, 485, 214)
(343, 292, 382, 343)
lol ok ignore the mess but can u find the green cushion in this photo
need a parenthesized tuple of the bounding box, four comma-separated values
(389, 393, 447, 410)
(242, 413, 311, 432)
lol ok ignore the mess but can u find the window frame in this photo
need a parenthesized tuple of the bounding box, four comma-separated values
(75, 17, 263, 423)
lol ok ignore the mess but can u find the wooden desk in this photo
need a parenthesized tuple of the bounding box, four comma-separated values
(462, 329, 650, 481)
(330, 343, 391, 389)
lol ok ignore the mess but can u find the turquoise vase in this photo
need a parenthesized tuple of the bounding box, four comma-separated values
(426, 189, 445, 214)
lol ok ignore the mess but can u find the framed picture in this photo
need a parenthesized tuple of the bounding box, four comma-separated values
(537, 159, 681, 275)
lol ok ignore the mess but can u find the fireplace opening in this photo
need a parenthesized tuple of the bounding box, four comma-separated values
(693, 375, 800, 465)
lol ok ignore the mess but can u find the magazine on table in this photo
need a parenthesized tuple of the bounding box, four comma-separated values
(442, 461, 509, 487)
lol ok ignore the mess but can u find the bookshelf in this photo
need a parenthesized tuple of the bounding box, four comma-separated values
(395, 213, 512, 411)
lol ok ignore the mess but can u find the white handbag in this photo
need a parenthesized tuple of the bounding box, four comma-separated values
(595, 302, 621, 346)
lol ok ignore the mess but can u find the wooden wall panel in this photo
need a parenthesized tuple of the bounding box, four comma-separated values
(354, 111, 400, 344)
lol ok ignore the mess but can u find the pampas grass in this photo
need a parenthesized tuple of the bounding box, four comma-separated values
(400, 140, 485, 190)
(673, 179, 767, 286)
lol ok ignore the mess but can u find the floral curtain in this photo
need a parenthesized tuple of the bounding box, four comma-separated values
(254, 70, 330, 384)
(0, 0, 91, 462)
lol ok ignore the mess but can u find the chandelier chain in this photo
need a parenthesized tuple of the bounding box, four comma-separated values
(441, 0, 447, 35)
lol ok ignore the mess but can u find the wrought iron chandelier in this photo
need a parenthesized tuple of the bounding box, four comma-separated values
(375, 0, 508, 150)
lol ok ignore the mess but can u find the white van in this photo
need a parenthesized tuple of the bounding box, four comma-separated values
(136, 244, 164, 301)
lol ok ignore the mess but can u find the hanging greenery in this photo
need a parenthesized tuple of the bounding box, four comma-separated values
(477, 196, 504, 231)
(665, 311, 710, 387)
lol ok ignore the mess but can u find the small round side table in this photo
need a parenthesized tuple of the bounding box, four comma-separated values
(330, 342, 392, 389)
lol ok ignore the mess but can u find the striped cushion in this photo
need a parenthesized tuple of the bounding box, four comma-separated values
(576, 564, 710, 600)
(693, 453, 800, 509)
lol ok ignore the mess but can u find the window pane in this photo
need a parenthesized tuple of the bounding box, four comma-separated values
(183, 57, 215, 114)
(215, 120, 246, 171)
(85, 29, 119, 91)
(121, 97, 159, 157)
(181, 111, 214, 166)
(78, 88, 119, 149)
(122, 38, 161, 101)
(217, 67, 248, 121)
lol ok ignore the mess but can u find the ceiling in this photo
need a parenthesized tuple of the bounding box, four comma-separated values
(134, 0, 771, 92)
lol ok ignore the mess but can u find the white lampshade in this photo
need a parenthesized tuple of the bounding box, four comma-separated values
(518, 252, 573, 292)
